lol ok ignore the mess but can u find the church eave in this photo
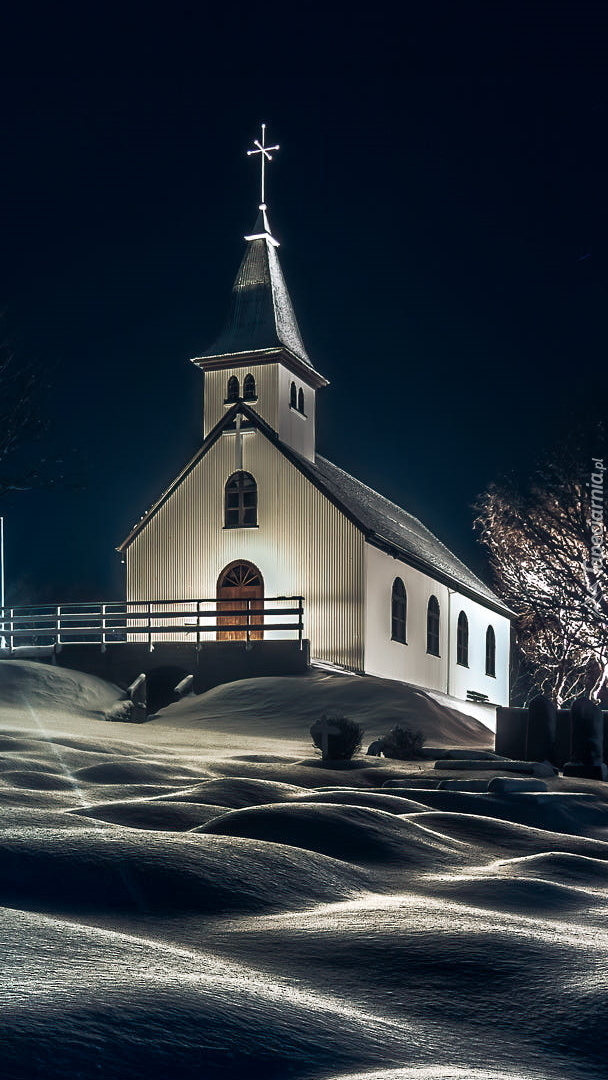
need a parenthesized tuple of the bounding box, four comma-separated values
(364, 533, 514, 619)
(117, 402, 512, 618)
(116, 402, 243, 552)
(190, 347, 329, 389)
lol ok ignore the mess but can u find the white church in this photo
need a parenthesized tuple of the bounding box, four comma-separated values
(118, 129, 511, 711)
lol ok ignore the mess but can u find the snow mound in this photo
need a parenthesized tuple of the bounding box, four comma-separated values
(163, 775, 310, 808)
(70, 799, 229, 831)
(0, 829, 373, 915)
(150, 669, 492, 744)
(285, 788, 433, 814)
(196, 802, 464, 865)
(0, 659, 122, 717)
(74, 758, 210, 785)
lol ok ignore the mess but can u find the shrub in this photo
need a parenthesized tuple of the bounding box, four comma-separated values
(379, 725, 425, 760)
(310, 713, 364, 761)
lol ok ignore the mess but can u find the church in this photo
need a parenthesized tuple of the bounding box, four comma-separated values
(118, 128, 511, 713)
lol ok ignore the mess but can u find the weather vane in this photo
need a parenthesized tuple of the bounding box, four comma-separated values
(247, 123, 279, 209)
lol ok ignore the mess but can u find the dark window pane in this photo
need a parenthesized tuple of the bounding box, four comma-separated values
(485, 625, 496, 676)
(391, 579, 407, 643)
(457, 611, 469, 666)
(224, 470, 258, 527)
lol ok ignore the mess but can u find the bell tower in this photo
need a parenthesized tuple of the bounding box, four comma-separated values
(191, 125, 328, 462)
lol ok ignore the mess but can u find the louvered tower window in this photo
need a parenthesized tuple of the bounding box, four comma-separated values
(391, 578, 407, 644)
(426, 595, 440, 656)
(457, 611, 469, 667)
(298, 387, 304, 413)
(226, 376, 239, 402)
(290, 381, 297, 408)
(485, 625, 496, 677)
(224, 472, 257, 528)
(243, 373, 256, 400)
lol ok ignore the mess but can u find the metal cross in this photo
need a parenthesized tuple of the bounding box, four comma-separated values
(247, 123, 279, 208)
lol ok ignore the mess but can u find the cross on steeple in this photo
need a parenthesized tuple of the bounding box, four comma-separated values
(247, 123, 279, 209)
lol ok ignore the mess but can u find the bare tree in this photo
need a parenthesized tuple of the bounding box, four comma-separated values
(474, 435, 607, 706)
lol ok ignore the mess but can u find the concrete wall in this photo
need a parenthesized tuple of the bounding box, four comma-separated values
(46, 640, 310, 696)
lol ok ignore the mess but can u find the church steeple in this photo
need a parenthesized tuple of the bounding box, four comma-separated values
(193, 204, 315, 369)
(191, 125, 327, 461)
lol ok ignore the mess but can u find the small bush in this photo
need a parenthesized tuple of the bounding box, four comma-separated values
(310, 713, 364, 761)
(379, 725, 425, 760)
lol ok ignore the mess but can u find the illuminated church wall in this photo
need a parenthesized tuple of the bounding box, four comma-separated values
(364, 543, 509, 706)
(125, 429, 365, 671)
(203, 362, 316, 460)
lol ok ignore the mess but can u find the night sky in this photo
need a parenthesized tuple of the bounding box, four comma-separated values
(1, 4, 606, 604)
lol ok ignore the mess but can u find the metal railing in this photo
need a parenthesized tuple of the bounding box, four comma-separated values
(0, 597, 305, 653)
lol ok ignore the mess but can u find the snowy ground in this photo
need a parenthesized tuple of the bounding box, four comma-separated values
(2, 659, 608, 1080)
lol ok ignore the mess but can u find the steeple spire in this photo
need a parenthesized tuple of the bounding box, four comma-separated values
(193, 123, 325, 374)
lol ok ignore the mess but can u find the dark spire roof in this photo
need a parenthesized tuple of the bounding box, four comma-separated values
(194, 206, 313, 368)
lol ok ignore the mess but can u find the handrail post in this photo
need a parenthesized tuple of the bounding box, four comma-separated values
(298, 596, 303, 647)
(246, 597, 250, 643)
(196, 600, 201, 649)
(9, 607, 14, 655)
(101, 603, 107, 653)
(56, 605, 62, 652)
(147, 601, 152, 652)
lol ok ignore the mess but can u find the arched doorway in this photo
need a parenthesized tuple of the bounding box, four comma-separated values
(216, 561, 264, 641)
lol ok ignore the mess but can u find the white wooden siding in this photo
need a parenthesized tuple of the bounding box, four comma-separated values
(204, 365, 280, 436)
(364, 543, 509, 706)
(125, 429, 364, 669)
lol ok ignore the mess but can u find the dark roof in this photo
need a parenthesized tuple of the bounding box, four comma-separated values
(118, 401, 512, 618)
(193, 208, 313, 368)
(301, 453, 512, 615)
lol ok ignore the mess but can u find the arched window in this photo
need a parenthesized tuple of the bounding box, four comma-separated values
(298, 387, 305, 413)
(391, 578, 407, 643)
(224, 471, 257, 528)
(243, 373, 256, 400)
(290, 381, 297, 408)
(426, 595, 440, 656)
(456, 611, 469, 667)
(485, 625, 496, 677)
(226, 375, 239, 402)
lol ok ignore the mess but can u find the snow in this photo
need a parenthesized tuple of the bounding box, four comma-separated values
(1, 658, 608, 1079)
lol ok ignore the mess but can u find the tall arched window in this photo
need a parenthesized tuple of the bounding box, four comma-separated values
(290, 381, 297, 408)
(456, 611, 469, 667)
(485, 625, 496, 677)
(391, 578, 407, 643)
(297, 387, 305, 413)
(243, 373, 256, 400)
(226, 375, 239, 402)
(224, 471, 257, 528)
(426, 595, 440, 656)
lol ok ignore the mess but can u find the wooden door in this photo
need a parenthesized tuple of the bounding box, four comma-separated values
(216, 562, 264, 641)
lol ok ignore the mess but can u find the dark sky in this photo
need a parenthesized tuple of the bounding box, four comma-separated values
(1, 3, 607, 604)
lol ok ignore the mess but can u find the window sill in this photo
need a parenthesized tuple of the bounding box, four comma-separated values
(223, 525, 259, 530)
(426, 650, 441, 658)
(485, 672, 496, 679)
(391, 636, 407, 645)
(224, 397, 259, 405)
(456, 661, 469, 668)
(289, 405, 307, 418)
